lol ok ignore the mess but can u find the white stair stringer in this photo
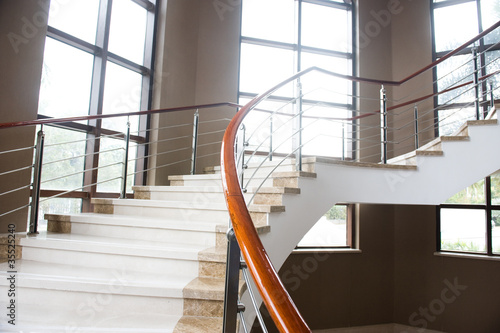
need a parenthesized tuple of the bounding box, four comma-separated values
(261, 119, 500, 273)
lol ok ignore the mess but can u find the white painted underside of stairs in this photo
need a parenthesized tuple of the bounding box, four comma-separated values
(262, 120, 500, 270)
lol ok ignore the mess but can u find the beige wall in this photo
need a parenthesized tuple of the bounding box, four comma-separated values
(149, 0, 240, 185)
(0, 0, 48, 233)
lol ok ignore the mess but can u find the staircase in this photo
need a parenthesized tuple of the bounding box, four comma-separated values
(1, 117, 499, 332)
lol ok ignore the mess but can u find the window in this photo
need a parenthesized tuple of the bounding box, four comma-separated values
(297, 204, 354, 248)
(37, 0, 157, 222)
(438, 172, 500, 256)
(239, 0, 355, 248)
(432, 0, 500, 135)
(239, 0, 355, 159)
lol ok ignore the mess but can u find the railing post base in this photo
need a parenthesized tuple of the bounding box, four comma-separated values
(223, 228, 242, 333)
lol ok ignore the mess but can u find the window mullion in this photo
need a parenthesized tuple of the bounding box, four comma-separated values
(486, 176, 493, 255)
(83, 0, 113, 212)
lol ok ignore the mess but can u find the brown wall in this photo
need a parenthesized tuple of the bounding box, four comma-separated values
(0, 0, 48, 233)
(394, 205, 500, 333)
(148, 0, 240, 185)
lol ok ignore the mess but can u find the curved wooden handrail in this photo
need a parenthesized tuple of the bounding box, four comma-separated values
(0, 102, 241, 129)
(220, 21, 500, 332)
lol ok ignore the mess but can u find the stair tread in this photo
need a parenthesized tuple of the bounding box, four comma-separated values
(0, 309, 180, 332)
(47, 213, 222, 231)
(183, 277, 225, 300)
(92, 198, 229, 210)
(0, 260, 192, 296)
(21, 232, 208, 259)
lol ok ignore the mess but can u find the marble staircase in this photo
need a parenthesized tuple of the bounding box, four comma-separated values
(0, 160, 302, 332)
(1, 117, 499, 332)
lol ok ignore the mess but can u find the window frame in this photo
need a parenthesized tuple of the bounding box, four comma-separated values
(431, 0, 500, 137)
(437, 176, 499, 257)
(38, 0, 158, 211)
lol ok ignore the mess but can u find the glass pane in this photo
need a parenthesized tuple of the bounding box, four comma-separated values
(300, 52, 351, 104)
(38, 38, 94, 120)
(38, 198, 82, 231)
(301, 3, 350, 52)
(492, 211, 500, 255)
(302, 106, 348, 157)
(108, 0, 148, 65)
(445, 178, 486, 204)
(481, 0, 500, 45)
(241, 0, 295, 43)
(434, 3, 478, 52)
(485, 51, 500, 101)
(440, 208, 486, 253)
(239, 43, 295, 97)
(438, 107, 476, 136)
(436, 54, 475, 105)
(240, 98, 295, 156)
(40, 126, 86, 191)
(491, 171, 500, 205)
(102, 62, 142, 132)
(97, 137, 136, 193)
(298, 205, 348, 247)
(48, 0, 100, 44)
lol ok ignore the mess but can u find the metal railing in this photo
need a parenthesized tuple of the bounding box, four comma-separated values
(220, 21, 500, 332)
(0, 103, 239, 234)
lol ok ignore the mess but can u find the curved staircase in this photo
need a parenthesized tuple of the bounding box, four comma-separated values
(1, 117, 499, 332)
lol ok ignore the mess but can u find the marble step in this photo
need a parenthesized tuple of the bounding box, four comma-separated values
(46, 213, 222, 247)
(132, 185, 301, 207)
(0, 260, 185, 332)
(92, 198, 231, 223)
(173, 316, 223, 333)
(91, 198, 283, 226)
(417, 135, 470, 152)
(20, 232, 205, 276)
(386, 150, 444, 166)
(133, 185, 226, 203)
(168, 173, 275, 189)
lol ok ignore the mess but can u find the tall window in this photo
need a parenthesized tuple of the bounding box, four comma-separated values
(38, 0, 157, 217)
(433, 0, 500, 258)
(432, 0, 500, 135)
(239, 0, 356, 248)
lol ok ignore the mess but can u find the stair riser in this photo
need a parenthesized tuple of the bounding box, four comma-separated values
(183, 298, 223, 317)
(21, 247, 199, 276)
(70, 223, 217, 246)
(111, 205, 229, 223)
(141, 191, 226, 203)
(199, 261, 226, 279)
(0, 285, 183, 323)
(172, 177, 274, 189)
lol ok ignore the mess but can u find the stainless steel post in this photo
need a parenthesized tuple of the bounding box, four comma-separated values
(380, 85, 388, 164)
(29, 128, 45, 235)
(472, 47, 480, 120)
(490, 81, 495, 110)
(120, 119, 131, 199)
(414, 105, 419, 150)
(295, 81, 303, 171)
(191, 110, 199, 175)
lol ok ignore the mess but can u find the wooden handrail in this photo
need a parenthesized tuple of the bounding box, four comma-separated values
(220, 21, 500, 332)
(221, 69, 313, 332)
(0, 102, 241, 129)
